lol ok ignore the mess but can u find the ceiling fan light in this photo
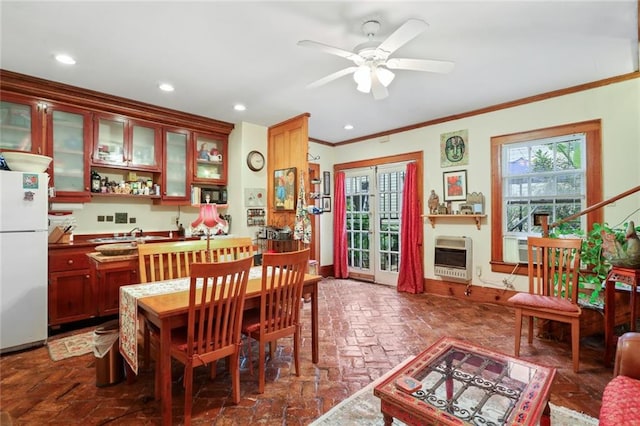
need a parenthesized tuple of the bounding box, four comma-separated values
(354, 66, 372, 93)
(376, 67, 395, 87)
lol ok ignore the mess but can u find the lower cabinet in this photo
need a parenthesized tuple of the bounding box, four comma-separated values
(48, 246, 140, 327)
(93, 259, 139, 316)
(48, 247, 96, 326)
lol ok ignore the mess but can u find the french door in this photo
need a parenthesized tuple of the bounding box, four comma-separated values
(344, 163, 406, 286)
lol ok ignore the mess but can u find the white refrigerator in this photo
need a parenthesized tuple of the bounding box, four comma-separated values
(0, 171, 49, 354)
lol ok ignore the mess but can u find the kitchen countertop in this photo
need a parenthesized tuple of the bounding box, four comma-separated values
(87, 252, 139, 263)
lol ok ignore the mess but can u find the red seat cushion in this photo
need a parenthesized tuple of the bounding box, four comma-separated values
(599, 375, 640, 426)
(508, 293, 580, 312)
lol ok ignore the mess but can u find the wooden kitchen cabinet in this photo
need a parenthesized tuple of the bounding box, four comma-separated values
(161, 128, 191, 203)
(92, 114, 161, 171)
(90, 257, 139, 316)
(48, 247, 96, 327)
(0, 92, 44, 154)
(193, 132, 228, 185)
(46, 103, 93, 202)
(2, 70, 235, 207)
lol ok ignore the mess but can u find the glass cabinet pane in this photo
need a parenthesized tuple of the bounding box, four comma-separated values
(0, 100, 33, 151)
(131, 124, 157, 167)
(52, 110, 85, 192)
(195, 135, 223, 180)
(96, 118, 125, 163)
(165, 131, 187, 197)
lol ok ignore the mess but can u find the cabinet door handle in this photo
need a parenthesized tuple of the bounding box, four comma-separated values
(85, 274, 90, 279)
(67, 259, 74, 265)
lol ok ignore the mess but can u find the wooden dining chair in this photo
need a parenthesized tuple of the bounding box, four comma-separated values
(137, 238, 254, 369)
(163, 256, 253, 425)
(242, 248, 310, 393)
(508, 236, 583, 372)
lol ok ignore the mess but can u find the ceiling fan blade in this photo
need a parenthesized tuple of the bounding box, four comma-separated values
(306, 66, 358, 89)
(370, 70, 389, 100)
(376, 18, 428, 57)
(297, 40, 361, 62)
(386, 58, 455, 74)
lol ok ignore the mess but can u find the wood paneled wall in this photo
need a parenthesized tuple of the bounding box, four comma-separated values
(267, 113, 310, 230)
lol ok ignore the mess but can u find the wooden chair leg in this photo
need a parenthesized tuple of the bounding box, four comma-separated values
(230, 352, 241, 404)
(143, 323, 151, 370)
(514, 309, 523, 357)
(183, 364, 193, 426)
(527, 315, 534, 344)
(571, 320, 580, 373)
(293, 326, 300, 376)
(258, 339, 266, 394)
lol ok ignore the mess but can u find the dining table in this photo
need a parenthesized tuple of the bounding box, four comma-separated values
(118, 266, 321, 426)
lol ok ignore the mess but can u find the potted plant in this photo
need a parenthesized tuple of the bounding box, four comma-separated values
(551, 221, 640, 306)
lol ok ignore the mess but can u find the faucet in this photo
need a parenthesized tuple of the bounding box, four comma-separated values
(129, 227, 143, 237)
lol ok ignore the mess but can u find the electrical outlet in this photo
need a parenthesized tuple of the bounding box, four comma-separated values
(476, 266, 482, 277)
(171, 216, 179, 226)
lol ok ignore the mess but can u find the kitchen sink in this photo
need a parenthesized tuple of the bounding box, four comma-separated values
(87, 235, 171, 244)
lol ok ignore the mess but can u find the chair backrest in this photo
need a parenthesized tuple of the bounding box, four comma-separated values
(527, 236, 582, 301)
(259, 248, 310, 337)
(186, 256, 253, 360)
(137, 237, 254, 283)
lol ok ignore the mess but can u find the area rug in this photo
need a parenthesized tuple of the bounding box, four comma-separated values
(310, 358, 598, 426)
(47, 331, 94, 361)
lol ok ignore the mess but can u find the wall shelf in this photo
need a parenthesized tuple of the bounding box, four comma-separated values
(424, 214, 487, 230)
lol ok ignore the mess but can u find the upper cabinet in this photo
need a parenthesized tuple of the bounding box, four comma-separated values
(0, 93, 43, 154)
(46, 104, 93, 202)
(92, 114, 161, 171)
(193, 132, 227, 185)
(1, 70, 235, 206)
(161, 128, 191, 203)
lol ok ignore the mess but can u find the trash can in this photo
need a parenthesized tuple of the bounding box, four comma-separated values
(93, 319, 124, 387)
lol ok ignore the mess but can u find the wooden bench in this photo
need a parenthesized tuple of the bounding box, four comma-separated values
(136, 237, 254, 368)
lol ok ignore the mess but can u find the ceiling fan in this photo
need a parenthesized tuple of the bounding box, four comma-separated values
(298, 18, 454, 100)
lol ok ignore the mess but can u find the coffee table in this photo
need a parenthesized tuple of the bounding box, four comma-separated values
(374, 337, 555, 425)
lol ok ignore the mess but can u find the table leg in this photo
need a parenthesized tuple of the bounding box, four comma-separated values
(604, 276, 615, 365)
(311, 280, 318, 363)
(160, 321, 172, 426)
(382, 412, 393, 426)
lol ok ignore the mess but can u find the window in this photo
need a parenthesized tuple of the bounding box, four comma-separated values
(503, 133, 585, 235)
(490, 120, 602, 273)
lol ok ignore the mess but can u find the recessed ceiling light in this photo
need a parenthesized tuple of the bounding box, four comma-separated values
(234, 104, 246, 111)
(344, 124, 354, 130)
(158, 83, 174, 92)
(55, 54, 76, 65)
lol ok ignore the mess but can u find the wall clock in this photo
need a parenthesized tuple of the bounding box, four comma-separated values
(246, 150, 265, 171)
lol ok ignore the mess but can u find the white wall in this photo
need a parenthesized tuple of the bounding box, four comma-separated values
(61, 78, 639, 289)
(330, 78, 640, 292)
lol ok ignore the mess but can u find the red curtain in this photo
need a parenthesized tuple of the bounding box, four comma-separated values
(397, 162, 424, 293)
(333, 171, 349, 278)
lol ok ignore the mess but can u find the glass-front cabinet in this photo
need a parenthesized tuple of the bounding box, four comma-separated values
(162, 129, 190, 202)
(92, 114, 160, 171)
(193, 132, 227, 185)
(47, 104, 92, 201)
(0, 94, 42, 153)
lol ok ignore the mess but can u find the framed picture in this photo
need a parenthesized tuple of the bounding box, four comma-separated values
(440, 129, 469, 168)
(323, 171, 331, 195)
(443, 170, 467, 201)
(322, 197, 331, 212)
(274, 167, 296, 211)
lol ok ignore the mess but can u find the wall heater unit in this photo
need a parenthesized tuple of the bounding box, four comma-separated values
(434, 236, 472, 282)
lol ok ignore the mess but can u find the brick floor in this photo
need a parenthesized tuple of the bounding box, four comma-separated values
(0, 278, 611, 425)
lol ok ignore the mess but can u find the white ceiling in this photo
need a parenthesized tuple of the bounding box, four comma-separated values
(1, 1, 638, 144)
